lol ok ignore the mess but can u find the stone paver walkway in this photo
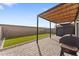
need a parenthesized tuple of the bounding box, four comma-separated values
(0, 35, 62, 56)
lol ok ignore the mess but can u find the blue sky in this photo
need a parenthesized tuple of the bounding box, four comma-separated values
(0, 3, 58, 28)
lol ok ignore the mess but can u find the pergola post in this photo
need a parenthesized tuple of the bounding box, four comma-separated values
(50, 21, 51, 39)
(36, 16, 42, 56)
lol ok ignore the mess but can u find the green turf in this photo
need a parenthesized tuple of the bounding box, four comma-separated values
(3, 34, 49, 48)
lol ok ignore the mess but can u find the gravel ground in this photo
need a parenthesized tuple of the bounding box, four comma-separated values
(0, 35, 70, 56)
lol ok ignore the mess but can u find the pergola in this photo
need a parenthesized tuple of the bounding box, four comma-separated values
(36, 3, 79, 56)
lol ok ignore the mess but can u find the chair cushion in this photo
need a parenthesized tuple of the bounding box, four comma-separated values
(60, 43, 78, 52)
(59, 34, 79, 48)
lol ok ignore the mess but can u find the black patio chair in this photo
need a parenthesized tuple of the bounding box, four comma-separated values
(59, 34, 79, 56)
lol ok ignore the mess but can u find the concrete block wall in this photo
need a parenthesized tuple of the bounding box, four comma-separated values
(0, 24, 55, 48)
(0, 24, 50, 38)
(0, 26, 4, 49)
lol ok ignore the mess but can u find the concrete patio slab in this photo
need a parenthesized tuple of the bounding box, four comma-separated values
(0, 35, 71, 56)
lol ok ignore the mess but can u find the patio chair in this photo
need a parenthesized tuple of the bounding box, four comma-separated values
(59, 34, 79, 56)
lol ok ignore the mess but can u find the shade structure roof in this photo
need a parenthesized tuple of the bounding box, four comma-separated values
(39, 4, 79, 23)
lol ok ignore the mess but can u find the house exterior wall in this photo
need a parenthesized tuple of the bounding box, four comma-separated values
(75, 13, 79, 37)
(75, 21, 79, 37)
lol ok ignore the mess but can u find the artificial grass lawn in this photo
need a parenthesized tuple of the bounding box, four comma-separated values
(3, 34, 48, 48)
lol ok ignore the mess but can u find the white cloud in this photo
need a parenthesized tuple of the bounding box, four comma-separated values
(0, 3, 16, 10)
(0, 5, 4, 10)
(2, 3, 16, 7)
